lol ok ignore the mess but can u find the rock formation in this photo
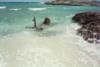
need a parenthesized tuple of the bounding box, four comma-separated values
(45, 0, 100, 6)
(72, 12, 100, 43)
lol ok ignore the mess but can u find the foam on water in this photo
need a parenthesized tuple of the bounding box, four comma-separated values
(0, 6, 6, 9)
(0, 3, 100, 67)
(9, 8, 21, 11)
(0, 48, 9, 67)
(28, 8, 47, 11)
(0, 23, 100, 67)
(66, 23, 100, 64)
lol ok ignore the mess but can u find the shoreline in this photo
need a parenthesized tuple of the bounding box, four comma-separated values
(45, 2, 100, 6)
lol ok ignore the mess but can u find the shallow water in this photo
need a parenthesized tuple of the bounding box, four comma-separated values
(0, 2, 100, 67)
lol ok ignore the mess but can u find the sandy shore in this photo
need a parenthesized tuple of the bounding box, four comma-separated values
(0, 24, 100, 67)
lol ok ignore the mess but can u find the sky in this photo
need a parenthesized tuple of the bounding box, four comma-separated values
(0, 0, 99, 2)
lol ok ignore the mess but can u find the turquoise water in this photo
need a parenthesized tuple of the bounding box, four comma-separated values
(0, 2, 100, 36)
(0, 2, 100, 67)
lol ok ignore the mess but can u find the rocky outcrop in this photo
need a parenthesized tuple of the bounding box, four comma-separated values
(45, 1, 100, 6)
(72, 12, 100, 43)
(72, 12, 100, 25)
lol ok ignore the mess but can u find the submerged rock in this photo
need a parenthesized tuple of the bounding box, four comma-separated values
(72, 12, 100, 43)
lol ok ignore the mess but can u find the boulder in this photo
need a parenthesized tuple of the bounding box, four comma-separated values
(72, 12, 100, 43)
(72, 12, 100, 25)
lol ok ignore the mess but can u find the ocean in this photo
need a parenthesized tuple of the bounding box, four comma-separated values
(0, 2, 100, 67)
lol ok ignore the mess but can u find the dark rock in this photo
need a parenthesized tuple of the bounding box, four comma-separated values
(72, 12, 100, 25)
(45, 1, 100, 6)
(72, 12, 100, 43)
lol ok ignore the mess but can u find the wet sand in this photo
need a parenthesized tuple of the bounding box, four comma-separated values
(0, 24, 100, 67)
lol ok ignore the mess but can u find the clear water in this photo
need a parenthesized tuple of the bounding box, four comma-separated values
(0, 2, 100, 67)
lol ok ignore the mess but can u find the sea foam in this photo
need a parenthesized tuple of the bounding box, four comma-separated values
(66, 23, 100, 66)
(0, 23, 100, 67)
(28, 8, 47, 11)
(0, 6, 6, 9)
(9, 8, 21, 11)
